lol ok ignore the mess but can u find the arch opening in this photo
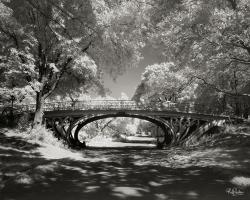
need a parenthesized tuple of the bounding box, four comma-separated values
(70, 113, 173, 148)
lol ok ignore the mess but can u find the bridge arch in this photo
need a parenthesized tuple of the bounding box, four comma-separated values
(39, 100, 232, 149)
(69, 112, 174, 147)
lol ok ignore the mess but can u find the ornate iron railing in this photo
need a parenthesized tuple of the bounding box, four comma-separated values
(1, 100, 230, 116)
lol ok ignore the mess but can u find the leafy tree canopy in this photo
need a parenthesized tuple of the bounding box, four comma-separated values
(133, 0, 250, 115)
(133, 62, 196, 103)
(0, 0, 151, 125)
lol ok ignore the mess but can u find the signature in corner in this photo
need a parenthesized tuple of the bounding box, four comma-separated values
(226, 187, 244, 196)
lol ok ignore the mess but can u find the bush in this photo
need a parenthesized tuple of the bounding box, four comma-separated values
(18, 113, 31, 131)
(112, 133, 127, 142)
(223, 124, 237, 134)
(24, 126, 66, 148)
(182, 126, 222, 148)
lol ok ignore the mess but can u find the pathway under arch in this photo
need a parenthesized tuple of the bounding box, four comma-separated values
(69, 113, 174, 148)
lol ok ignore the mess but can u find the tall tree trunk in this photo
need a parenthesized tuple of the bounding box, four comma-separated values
(220, 94, 227, 113)
(9, 96, 15, 126)
(234, 97, 241, 116)
(33, 92, 45, 128)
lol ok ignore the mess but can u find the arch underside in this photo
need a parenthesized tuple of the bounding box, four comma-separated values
(45, 112, 216, 149)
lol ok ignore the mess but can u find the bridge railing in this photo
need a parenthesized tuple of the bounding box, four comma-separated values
(1, 100, 230, 116)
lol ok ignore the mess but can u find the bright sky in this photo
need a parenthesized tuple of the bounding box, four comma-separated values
(103, 45, 164, 99)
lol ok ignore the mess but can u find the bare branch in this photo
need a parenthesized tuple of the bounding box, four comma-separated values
(230, 57, 250, 65)
(44, 57, 72, 99)
(192, 75, 250, 97)
(101, 119, 115, 132)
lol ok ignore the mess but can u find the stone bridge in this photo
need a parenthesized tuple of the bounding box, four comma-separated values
(1, 100, 232, 148)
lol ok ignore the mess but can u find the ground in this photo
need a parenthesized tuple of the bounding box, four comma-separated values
(1, 126, 250, 200)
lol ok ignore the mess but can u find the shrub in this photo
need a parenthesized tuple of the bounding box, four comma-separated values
(223, 124, 237, 134)
(112, 133, 127, 142)
(24, 126, 66, 148)
(182, 126, 222, 148)
(17, 113, 31, 131)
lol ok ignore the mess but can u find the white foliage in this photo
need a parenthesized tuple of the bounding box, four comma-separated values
(119, 92, 129, 100)
(49, 63, 59, 73)
(72, 55, 97, 78)
(0, 1, 12, 18)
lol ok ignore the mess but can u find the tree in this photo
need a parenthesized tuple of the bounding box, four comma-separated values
(0, 0, 150, 127)
(133, 62, 196, 104)
(145, 0, 250, 115)
(137, 120, 156, 136)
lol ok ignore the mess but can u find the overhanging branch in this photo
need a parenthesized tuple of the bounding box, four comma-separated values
(192, 75, 250, 98)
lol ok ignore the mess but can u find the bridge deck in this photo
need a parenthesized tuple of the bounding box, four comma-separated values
(0, 100, 232, 120)
(44, 109, 230, 120)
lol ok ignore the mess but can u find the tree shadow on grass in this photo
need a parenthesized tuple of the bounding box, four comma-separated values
(2, 151, 250, 200)
(0, 131, 55, 191)
(1, 131, 250, 200)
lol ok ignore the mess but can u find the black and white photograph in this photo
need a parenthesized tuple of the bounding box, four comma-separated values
(1, 0, 250, 199)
